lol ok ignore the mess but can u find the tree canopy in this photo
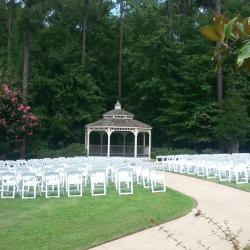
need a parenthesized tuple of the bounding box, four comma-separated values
(0, 0, 249, 158)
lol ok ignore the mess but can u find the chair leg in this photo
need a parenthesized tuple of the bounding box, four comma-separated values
(57, 185, 60, 197)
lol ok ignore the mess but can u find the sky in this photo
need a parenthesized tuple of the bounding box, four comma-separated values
(111, 0, 119, 16)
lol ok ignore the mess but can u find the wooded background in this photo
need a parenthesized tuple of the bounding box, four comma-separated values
(0, 0, 250, 158)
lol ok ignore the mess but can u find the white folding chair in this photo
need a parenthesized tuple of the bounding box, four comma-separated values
(205, 161, 217, 179)
(117, 168, 133, 195)
(0, 167, 9, 192)
(218, 161, 232, 182)
(67, 171, 83, 197)
(234, 162, 249, 184)
(77, 166, 89, 186)
(41, 167, 55, 193)
(187, 161, 196, 174)
(150, 170, 166, 193)
(141, 167, 150, 188)
(90, 169, 106, 196)
(197, 160, 205, 176)
(21, 173, 37, 199)
(44, 172, 61, 198)
(1, 172, 16, 199)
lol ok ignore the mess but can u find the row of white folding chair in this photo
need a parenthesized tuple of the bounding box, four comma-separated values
(1, 171, 37, 199)
(0, 166, 28, 192)
(159, 156, 249, 184)
(1, 170, 84, 199)
(186, 159, 248, 184)
(41, 169, 82, 198)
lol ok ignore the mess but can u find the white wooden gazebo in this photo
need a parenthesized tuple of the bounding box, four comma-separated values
(85, 101, 152, 158)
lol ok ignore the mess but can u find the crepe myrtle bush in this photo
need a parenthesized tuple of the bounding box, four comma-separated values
(0, 82, 38, 157)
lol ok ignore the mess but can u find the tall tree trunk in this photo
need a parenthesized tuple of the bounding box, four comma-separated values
(22, 30, 29, 100)
(7, 12, 12, 71)
(21, 30, 30, 159)
(167, 0, 173, 39)
(216, 0, 222, 105)
(118, 0, 124, 102)
(228, 141, 239, 154)
(216, 0, 223, 152)
(7, 13, 12, 54)
(82, 0, 89, 66)
(180, 0, 187, 16)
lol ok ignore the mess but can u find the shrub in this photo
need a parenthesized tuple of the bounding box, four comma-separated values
(201, 148, 219, 154)
(151, 147, 197, 159)
(27, 143, 86, 159)
(0, 80, 38, 158)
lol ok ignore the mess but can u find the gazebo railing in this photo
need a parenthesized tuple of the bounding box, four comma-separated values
(89, 145, 149, 157)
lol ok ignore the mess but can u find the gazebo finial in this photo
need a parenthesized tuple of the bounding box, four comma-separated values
(115, 100, 121, 110)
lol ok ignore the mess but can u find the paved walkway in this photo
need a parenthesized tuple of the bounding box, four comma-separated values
(91, 173, 250, 250)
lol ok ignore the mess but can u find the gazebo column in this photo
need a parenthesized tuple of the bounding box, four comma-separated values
(134, 129, 138, 158)
(148, 130, 152, 159)
(143, 133, 146, 157)
(85, 129, 87, 149)
(86, 129, 91, 156)
(107, 128, 112, 158)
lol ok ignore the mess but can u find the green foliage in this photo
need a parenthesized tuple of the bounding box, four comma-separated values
(0, 75, 38, 159)
(214, 89, 250, 153)
(27, 143, 86, 159)
(201, 148, 219, 154)
(200, 14, 250, 72)
(0, 0, 250, 157)
(151, 147, 197, 159)
(30, 66, 103, 146)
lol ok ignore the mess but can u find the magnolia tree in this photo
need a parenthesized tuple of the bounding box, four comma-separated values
(0, 82, 38, 158)
(200, 15, 250, 71)
(200, 15, 250, 153)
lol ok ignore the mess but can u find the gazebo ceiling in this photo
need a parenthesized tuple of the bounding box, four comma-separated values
(86, 101, 152, 130)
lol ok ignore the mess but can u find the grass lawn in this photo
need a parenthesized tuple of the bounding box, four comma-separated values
(0, 184, 195, 250)
(176, 173, 250, 192)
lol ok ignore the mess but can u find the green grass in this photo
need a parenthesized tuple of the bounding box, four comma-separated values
(0, 184, 195, 250)
(176, 173, 250, 192)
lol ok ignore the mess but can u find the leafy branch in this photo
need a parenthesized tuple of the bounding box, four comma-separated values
(196, 210, 243, 250)
(158, 226, 192, 250)
(200, 15, 250, 72)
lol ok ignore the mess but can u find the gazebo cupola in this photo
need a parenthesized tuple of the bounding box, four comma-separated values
(85, 101, 152, 158)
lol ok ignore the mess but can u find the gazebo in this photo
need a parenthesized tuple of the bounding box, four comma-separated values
(85, 101, 152, 158)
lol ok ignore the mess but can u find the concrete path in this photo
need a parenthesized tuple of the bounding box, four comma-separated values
(91, 173, 250, 250)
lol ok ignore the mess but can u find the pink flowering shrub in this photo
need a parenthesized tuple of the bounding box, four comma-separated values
(0, 83, 38, 146)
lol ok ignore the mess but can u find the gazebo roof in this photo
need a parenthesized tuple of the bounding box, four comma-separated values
(86, 101, 152, 130)
(103, 108, 134, 118)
